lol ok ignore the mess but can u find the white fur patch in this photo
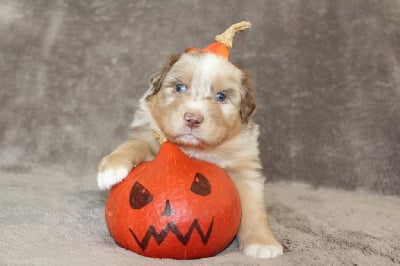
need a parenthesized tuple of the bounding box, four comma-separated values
(242, 244, 283, 258)
(97, 167, 129, 190)
(196, 55, 237, 97)
(184, 99, 206, 111)
(175, 134, 202, 146)
(169, 53, 242, 100)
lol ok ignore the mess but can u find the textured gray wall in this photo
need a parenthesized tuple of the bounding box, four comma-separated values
(1, 0, 399, 194)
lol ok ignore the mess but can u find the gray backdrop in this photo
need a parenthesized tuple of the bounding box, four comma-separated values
(1, 0, 400, 195)
(2, 1, 400, 265)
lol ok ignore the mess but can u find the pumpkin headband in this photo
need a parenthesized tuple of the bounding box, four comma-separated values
(185, 21, 251, 59)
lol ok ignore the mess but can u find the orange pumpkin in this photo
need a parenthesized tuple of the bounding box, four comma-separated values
(105, 141, 241, 259)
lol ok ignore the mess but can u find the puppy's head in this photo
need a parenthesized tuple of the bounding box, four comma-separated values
(145, 52, 255, 149)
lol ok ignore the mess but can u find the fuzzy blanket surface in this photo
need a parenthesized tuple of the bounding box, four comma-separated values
(1, 0, 400, 265)
(1, 168, 399, 265)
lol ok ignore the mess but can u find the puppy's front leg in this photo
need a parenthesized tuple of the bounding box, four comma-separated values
(231, 170, 283, 258)
(97, 139, 153, 190)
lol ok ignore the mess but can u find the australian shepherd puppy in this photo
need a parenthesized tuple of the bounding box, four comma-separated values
(97, 51, 283, 258)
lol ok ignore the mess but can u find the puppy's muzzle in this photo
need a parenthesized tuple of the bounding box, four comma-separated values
(184, 112, 204, 129)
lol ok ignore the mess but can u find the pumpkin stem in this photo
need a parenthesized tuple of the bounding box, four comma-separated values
(214, 21, 251, 49)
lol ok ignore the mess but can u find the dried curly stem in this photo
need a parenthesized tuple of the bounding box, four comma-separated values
(214, 21, 252, 49)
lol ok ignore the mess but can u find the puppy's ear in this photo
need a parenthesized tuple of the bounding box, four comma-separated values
(146, 54, 181, 98)
(240, 71, 256, 124)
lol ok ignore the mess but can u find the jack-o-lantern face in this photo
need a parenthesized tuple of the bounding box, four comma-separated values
(128, 173, 213, 252)
(105, 142, 241, 259)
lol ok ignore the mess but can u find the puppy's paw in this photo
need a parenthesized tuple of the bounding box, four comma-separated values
(97, 167, 129, 190)
(242, 244, 283, 259)
(97, 154, 134, 190)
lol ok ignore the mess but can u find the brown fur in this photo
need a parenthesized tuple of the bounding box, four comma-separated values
(147, 54, 181, 98)
(240, 71, 256, 124)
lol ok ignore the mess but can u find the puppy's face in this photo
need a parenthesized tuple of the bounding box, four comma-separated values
(146, 52, 255, 149)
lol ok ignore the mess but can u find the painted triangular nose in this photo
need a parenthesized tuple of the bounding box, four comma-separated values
(162, 199, 175, 216)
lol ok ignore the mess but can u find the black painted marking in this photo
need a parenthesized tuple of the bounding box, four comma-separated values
(191, 172, 211, 196)
(161, 200, 175, 216)
(129, 182, 154, 209)
(129, 217, 214, 251)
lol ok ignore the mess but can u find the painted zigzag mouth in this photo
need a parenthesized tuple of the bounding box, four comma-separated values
(129, 217, 214, 251)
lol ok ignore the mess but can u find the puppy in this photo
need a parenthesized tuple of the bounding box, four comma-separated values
(97, 51, 283, 258)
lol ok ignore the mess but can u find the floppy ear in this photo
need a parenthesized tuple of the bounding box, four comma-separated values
(240, 71, 256, 124)
(146, 54, 181, 99)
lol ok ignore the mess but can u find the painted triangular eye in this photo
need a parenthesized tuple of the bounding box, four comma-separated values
(191, 172, 211, 196)
(130, 182, 154, 209)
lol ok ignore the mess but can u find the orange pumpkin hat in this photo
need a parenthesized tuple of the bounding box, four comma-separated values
(185, 21, 251, 60)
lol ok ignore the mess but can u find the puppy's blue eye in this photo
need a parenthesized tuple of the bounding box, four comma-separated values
(175, 84, 187, 93)
(215, 92, 227, 102)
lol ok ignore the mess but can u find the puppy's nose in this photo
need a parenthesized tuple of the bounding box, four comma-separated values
(184, 112, 204, 128)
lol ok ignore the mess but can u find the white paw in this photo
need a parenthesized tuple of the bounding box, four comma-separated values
(97, 167, 129, 190)
(242, 244, 283, 258)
